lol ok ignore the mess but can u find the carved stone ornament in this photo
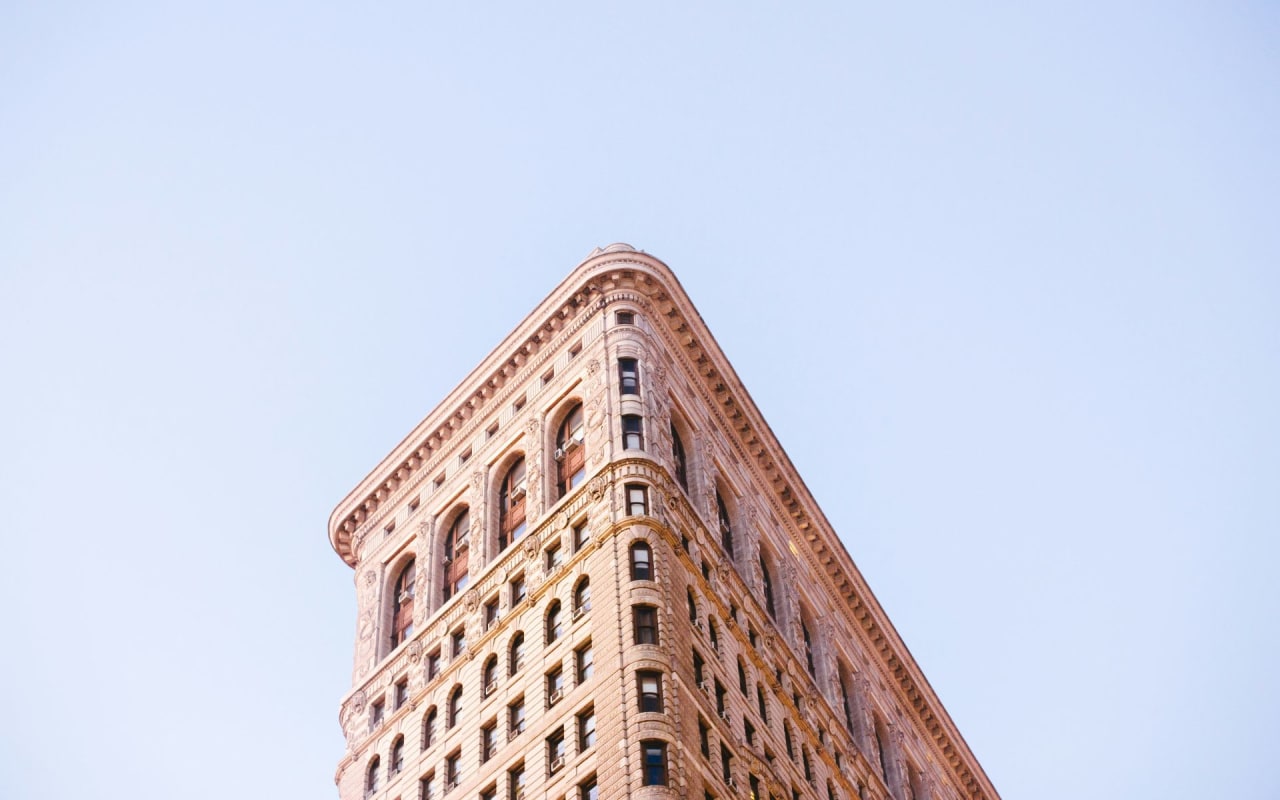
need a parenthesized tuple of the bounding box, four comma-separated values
(587, 474, 608, 502)
(406, 640, 423, 664)
(586, 359, 601, 377)
(525, 415, 540, 436)
(464, 589, 480, 613)
(362, 569, 377, 588)
(522, 533, 541, 561)
(350, 689, 368, 715)
(471, 471, 483, 491)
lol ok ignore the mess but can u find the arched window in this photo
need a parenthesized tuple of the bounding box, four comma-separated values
(717, 490, 734, 557)
(546, 600, 563, 644)
(483, 655, 499, 696)
(555, 403, 586, 498)
(671, 424, 688, 490)
(442, 508, 470, 602)
(574, 577, 591, 615)
(630, 541, 653, 581)
(366, 755, 381, 793)
(509, 632, 526, 675)
(687, 589, 698, 623)
(390, 735, 405, 774)
(760, 554, 776, 620)
(498, 457, 527, 551)
(447, 684, 463, 729)
(422, 707, 437, 750)
(391, 559, 416, 649)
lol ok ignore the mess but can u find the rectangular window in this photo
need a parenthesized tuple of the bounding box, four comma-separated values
(622, 415, 644, 449)
(511, 574, 527, 606)
(445, 750, 461, 789)
(508, 763, 525, 800)
(699, 717, 711, 758)
(716, 681, 727, 715)
(428, 649, 441, 680)
(721, 743, 733, 784)
(640, 740, 667, 786)
(637, 670, 663, 713)
(547, 726, 566, 774)
(542, 367, 555, 387)
(694, 649, 705, 685)
(486, 421, 500, 440)
(573, 520, 589, 550)
(546, 665, 565, 707)
(616, 310, 636, 326)
(618, 358, 639, 395)
(370, 697, 385, 730)
(578, 706, 596, 751)
(745, 720, 756, 746)
(757, 686, 769, 723)
(633, 605, 658, 645)
(451, 627, 466, 659)
(579, 776, 598, 800)
(395, 678, 409, 709)
(419, 771, 435, 800)
(481, 720, 498, 762)
(545, 542, 563, 571)
(509, 697, 525, 739)
(513, 393, 527, 412)
(576, 641, 594, 683)
(481, 786, 497, 800)
(626, 484, 649, 516)
(485, 597, 500, 631)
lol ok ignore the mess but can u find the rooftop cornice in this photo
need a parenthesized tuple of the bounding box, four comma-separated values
(327, 244, 999, 800)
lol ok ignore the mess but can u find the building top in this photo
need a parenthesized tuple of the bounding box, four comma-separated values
(328, 245, 999, 800)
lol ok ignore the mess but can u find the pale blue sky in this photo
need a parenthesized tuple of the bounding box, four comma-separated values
(1, 3, 1277, 799)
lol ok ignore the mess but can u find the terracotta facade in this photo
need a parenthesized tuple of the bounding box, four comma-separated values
(329, 245, 1000, 800)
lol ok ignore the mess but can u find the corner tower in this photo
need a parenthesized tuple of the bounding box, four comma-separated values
(328, 245, 1000, 800)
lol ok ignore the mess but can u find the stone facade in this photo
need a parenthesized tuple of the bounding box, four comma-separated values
(328, 245, 1000, 800)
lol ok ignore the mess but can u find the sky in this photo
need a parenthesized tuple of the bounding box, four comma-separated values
(1, 2, 1277, 799)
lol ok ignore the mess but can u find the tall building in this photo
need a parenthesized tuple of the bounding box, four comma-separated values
(328, 245, 999, 800)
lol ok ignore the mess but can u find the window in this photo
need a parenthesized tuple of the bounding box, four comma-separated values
(640, 740, 668, 786)
(546, 665, 565, 706)
(629, 541, 652, 580)
(573, 577, 591, 616)
(573, 519, 589, 550)
(688, 589, 698, 623)
(546, 600, 563, 644)
(509, 632, 526, 675)
(618, 358, 639, 395)
(633, 604, 658, 645)
(745, 720, 756, 746)
(715, 681, 727, 715)
(391, 735, 405, 773)
(499, 457, 527, 550)
(486, 422, 499, 440)
(507, 763, 524, 800)
(508, 697, 525, 739)
(391, 560, 416, 649)
(443, 508, 471, 601)
(693, 649, 705, 685)
(803, 746, 813, 782)
(420, 772, 436, 800)
(757, 685, 769, 723)
(481, 721, 498, 762)
(366, 755, 381, 794)
(575, 641, 594, 683)
(721, 743, 733, 784)
(481, 786, 497, 800)
(445, 750, 460, 789)
(450, 627, 466, 659)
(545, 541, 564, 571)
(483, 656, 499, 696)
(447, 685, 463, 728)
(422, 707, 437, 750)
(484, 597, 500, 631)
(709, 617, 720, 651)
(738, 658, 749, 695)
(616, 310, 636, 326)
(546, 727, 566, 774)
(801, 619, 815, 676)
(784, 722, 794, 759)
(577, 706, 596, 750)
(760, 555, 776, 619)
(717, 491, 734, 557)
(510, 574, 527, 606)
(622, 414, 644, 449)
(370, 697, 385, 730)
(395, 678, 409, 708)
(555, 403, 586, 497)
(671, 424, 688, 490)
(542, 367, 555, 386)
(626, 483, 648, 515)
(637, 670, 663, 713)
(428, 649, 441, 680)
(579, 776, 598, 800)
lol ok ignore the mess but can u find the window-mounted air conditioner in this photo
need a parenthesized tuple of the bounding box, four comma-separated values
(549, 755, 565, 773)
(548, 688, 564, 705)
(719, 709, 731, 722)
(510, 483, 527, 501)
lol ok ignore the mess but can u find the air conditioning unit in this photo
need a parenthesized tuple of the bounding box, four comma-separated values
(694, 620, 705, 633)
(455, 534, 470, 550)
(512, 789, 525, 800)
(442, 556, 452, 566)
(483, 680, 497, 697)
(548, 688, 564, 705)
(698, 679, 711, 695)
(549, 755, 566, 773)
(398, 590, 414, 603)
(510, 483, 527, 501)
(719, 709, 731, 722)
(554, 447, 566, 461)
(726, 776, 738, 789)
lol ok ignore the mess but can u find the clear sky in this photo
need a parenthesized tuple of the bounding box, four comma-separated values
(2, 3, 1276, 799)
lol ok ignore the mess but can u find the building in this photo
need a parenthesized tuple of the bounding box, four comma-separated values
(328, 245, 1000, 800)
